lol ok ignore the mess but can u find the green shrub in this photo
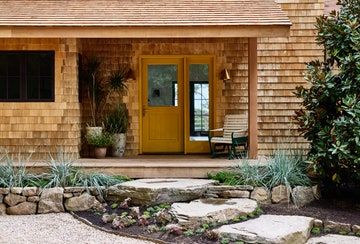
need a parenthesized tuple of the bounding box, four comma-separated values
(207, 171, 241, 185)
(294, 0, 360, 194)
(104, 103, 129, 134)
(86, 132, 114, 147)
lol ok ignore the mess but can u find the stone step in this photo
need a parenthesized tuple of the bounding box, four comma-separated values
(307, 234, 360, 244)
(106, 178, 216, 205)
(170, 198, 258, 228)
(215, 214, 314, 244)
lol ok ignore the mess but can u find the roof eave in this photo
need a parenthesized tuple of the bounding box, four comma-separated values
(0, 25, 291, 38)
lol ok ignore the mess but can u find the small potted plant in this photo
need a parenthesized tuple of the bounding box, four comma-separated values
(86, 132, 114, 159)
(104, 103, 129, 157)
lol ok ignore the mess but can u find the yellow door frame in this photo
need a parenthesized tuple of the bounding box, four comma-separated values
(139, 55, 215, 154)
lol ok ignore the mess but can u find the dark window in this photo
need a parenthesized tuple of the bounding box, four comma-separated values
(0, 51, 55, 102)
(190, 82, 209, 136)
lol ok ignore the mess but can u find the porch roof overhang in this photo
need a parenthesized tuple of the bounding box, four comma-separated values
(0, 0, 291, 38)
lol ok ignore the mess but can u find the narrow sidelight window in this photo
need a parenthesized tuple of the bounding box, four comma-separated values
(0, 51, 55, 102)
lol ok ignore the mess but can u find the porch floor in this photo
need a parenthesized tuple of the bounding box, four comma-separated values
(26, 155, 266, 178)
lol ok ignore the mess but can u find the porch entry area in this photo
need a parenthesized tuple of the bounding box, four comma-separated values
(141, 56, 213, 154)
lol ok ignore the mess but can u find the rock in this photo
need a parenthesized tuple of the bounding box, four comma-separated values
(352, 225, 360, 234)
(63, 193, 73, 198)
(0, 188, 9, 194)
(4, 193, 26, 206)
(313, 219, 323, 228)
(171, 198, 258, 229)
(0, 194, 3, 203)
(250, 187, 270, 203)
(119, 197, 131, 209)
(22, 187, 38, 197)
(38, 187, 64, 214)
(6, 202, 37, 215)
(292, 186, 315, 207)
(138, 216, 150, 226)
(63, 187, 85, 193)
(0, 203, 6, 215)
(106, 178, 216, 206)
(147, 224, 160, 233)
(10, 187, 23, 194)
(27, 196, 40, 202)
(324, 221, 351, 233)
(129, 206, 140, 219)
(154, 209, 173, 225)
(271, 185, 290, 203)
(112, 216, 122, 229)
(102, 213, 117, 224)
(221, 190, 250, 198)
(215, 215, 314, 244)
(307, 234, 360, 244)
(165, 224, 183, 235)
(207, 185, 254, 192)
(64, 193, 104, 212)
(312, 185, 321, 200)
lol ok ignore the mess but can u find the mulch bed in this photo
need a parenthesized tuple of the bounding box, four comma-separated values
(74, 199, 360, 244)
(262, 199, 360, 225)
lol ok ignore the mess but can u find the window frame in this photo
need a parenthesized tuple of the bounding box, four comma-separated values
(0, 51, 55, 102)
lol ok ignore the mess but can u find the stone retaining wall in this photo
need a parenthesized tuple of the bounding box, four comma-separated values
(0, 187, 104, 215)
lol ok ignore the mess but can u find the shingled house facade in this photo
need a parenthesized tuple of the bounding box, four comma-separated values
(0, 0, 335, 159)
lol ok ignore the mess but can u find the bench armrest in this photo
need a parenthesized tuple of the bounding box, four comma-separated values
(209, 128, 223, 132)
(231, 129, 247, 138)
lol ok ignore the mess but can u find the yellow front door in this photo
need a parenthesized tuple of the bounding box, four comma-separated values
(142, 58, 184, 153)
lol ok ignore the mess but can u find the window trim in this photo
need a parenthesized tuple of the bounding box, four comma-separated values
(0, 51, 55, 102)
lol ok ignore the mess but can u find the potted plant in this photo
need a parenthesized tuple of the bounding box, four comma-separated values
(86, 132, 114, 159)
(81, 56, 107, 136)
(104, 103, 129, 157)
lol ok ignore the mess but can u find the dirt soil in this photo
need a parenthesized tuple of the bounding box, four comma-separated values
(75, 199, 360, 244)
(262, 199, 360, 225)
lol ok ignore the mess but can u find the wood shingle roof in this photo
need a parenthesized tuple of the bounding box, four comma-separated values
(0, 0, 291, 27)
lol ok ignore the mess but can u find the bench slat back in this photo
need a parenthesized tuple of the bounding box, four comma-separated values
(223, 114, 247, 138)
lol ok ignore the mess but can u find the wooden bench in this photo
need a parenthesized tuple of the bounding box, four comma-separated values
(208, 114, 248, 159)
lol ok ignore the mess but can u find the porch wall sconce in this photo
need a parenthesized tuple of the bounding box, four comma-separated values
(220, 68, 231, 81)
(126, 68, 136, 80)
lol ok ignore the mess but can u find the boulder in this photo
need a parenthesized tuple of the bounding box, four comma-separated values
(106, 178, 216, 206)
(0, 188, 9, 194)
(250, 187, 270, 203)
(22, 187, 38, 197)
(313, 219, 323, 228)
(215, 215, 314, 244)
(38, 187, 64, 214)
(6, 202, 37, 215)
(312, 185, 321, 200)
(10, 187, 23, 194)
(352, 225, 360, 234)
(64, 193, 104, 212)
(307, 234, 360, 244)
(171, 198, 258, 229)
(324, 220, 351, 233)
(292, 186, 315, 207)
(27, 196, 40, 203)
(0, 194, 3, 203)
(271, 185, 290, 203)
(0, 203, 6, 215)
(4, 193, 26, 206)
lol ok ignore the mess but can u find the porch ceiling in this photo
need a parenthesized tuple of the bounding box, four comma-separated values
(0, 0, 291, 38)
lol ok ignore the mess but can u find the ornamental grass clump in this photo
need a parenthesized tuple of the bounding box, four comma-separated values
(294, 0, 360, 196)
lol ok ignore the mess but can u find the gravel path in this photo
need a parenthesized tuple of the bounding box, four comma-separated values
(0, 213, 154, 244)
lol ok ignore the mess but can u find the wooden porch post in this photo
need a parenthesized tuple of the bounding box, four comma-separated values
(248, 38, 258, 159)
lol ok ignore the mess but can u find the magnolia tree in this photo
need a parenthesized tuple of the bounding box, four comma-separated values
(295, 0, 360, 195)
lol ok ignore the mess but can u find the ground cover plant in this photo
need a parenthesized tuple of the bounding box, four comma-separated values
(208, 149, 311, 189)
(294, 0, 360, 197)
(0, 150, 129, 193)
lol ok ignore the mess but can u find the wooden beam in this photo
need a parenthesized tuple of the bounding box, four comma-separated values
(248, 38, 258, 159)
(0, 25, 290, 38)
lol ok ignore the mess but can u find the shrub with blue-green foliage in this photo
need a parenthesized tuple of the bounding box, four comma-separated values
(294, 0, 360, 195)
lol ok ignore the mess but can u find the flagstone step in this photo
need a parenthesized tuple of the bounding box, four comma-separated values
(307, 234, 360, 244)
(215, 214, 314, 244)
(170, 198, 258, 228)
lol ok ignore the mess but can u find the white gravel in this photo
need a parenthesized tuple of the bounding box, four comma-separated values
(0, 213, 154, 244)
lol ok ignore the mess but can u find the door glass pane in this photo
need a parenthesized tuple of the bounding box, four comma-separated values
(189, 64, 209, 139)
(148, 64, 178, 106)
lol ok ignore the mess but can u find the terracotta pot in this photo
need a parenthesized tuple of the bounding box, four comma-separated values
(112, 133, 126, 157)
(94, 147, 107, 159)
